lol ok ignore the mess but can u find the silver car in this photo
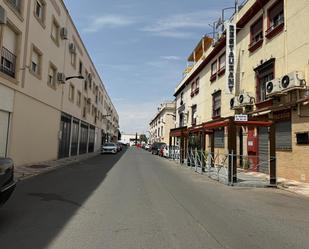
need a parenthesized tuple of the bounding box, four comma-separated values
(101, 143, 118, 154)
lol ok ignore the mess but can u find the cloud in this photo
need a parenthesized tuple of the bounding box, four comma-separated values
(161, 56, 182, 61)
(141, 10, 219, 38)
(83, 14, 136, 33)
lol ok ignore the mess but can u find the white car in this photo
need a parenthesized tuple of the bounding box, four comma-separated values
(101, 143, 118, 154)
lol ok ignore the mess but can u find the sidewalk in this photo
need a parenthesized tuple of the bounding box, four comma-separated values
(14, 152, 100, 181)
(237, 170, 309, 198)
(167, 158, 309, 198)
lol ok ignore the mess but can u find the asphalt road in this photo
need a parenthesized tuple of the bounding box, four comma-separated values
(1, 147, 309, 249)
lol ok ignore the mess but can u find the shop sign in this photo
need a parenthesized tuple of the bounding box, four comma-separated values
(225, 22, 236, 94)
(234, 114, 248, 122)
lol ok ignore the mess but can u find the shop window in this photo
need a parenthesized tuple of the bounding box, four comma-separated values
(212, 90, 221, 118)
(214, 129, 224, 148)
(191, 105, 197, 125)
(266, 0, 284, 39)
(276, 121, 292, 150)
(249, 17, 263, 52)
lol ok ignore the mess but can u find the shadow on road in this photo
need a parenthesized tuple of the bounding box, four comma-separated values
(0, 148, 127, 249)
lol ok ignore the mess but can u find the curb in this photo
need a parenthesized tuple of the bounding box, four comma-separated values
(15, 152, 100, 182)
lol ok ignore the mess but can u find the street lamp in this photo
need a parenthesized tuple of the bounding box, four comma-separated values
(65, 75, 84, 81)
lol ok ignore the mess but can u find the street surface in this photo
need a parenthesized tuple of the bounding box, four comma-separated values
(1, 147, 309, 249)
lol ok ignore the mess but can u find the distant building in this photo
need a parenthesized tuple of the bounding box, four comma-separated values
(149, 101, 176, 145)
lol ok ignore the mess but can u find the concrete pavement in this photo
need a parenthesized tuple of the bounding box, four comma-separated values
(1, 147, 309, 249)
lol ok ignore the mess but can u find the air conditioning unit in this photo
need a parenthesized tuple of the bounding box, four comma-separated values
(0, 6, 7, 25)
(60, 27, 68, 40)
(266, 79, 281, 97)
(57, 73, 66, 83)
(238, 92, 253, 106)
(230, 96, 241, 110)
(280, 71, 305, 90)
(69, 43, 76, 54)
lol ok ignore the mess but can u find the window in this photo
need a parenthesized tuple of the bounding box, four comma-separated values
(214, 129, 224, 148)
(161, 126, 163, 136)
(251, 18, 263, 44)
(266, 0, 284, 37)
(296, 133, 309, 145)
(34, 0, 46, 26)
(212, 91, 221, 118)
(191, 81, 196, 96)
(180, 92, 184, 105)
(256, 62, 274, 102)
(195, 78, 200, 91)
(210, 61, 217, 82)
(47, 63, 57, 88)
(7, 0, 22, 13)
(30, 45, 42, 77)
(70, 45, 77, 68)
(0, 25, 17, 78)
(51, 17, 60, 46)
(276, 121, 291, 150)
(84, 70, 88, 91)
(191, 105, 197, 125)
(79, 61, 83, 75)
(69, 84, 75, 102)
(179, 113, 184, 127)
(77, 91, 81, 106)
(218, 53, 226, 73)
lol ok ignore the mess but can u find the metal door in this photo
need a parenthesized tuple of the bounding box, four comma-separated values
(79, 123, 88, 154)
(0, 111, 9, 157)
(58, 115, 71, 159)
(71, 120, 79, 156)
(88, 126, 95, 153)
(258, 127, 269, 174)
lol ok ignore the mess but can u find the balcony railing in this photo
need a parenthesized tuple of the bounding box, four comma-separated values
(0, 47, 16, 78)
(7, 0, 21, 12)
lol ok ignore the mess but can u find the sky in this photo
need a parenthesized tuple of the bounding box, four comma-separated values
(64, 0, 236, 134)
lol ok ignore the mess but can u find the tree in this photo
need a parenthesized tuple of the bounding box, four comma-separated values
(140, 134, 148, 143)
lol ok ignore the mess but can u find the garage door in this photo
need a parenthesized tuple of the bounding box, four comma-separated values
(0, 111, 9, 157)
(258, 127, 269, 174)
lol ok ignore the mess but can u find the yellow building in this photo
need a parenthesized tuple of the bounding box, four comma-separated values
(149, 101, 176, 145)
(172, 0, 309, 183)
(0, 0, 119, 166)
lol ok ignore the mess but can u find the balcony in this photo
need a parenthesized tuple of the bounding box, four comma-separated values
(0, 47, 16, 78)
(265, 18, 284, 40)
(7, 0, 21, 13)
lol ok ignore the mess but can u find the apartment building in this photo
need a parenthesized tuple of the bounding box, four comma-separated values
(0, 0, 119, 166)
(149, 101, 176, 145)
(171, 0, 309, 183)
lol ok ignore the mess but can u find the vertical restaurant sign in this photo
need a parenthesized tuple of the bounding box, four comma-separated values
(225, 22, 236, 94)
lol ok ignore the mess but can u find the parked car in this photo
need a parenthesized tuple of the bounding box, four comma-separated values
(116, 143, 123, 152)
(101, 143, 118, 154)
(151, 142, 166, 155)
(144, 144, 150, 150)
(0, 158, 16, 206)
(162, 145, 180, 158)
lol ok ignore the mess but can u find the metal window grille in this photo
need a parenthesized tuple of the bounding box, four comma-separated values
(0, 47, 16, 78)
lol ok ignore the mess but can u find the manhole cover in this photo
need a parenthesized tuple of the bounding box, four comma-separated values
(28, 165, 50, 169)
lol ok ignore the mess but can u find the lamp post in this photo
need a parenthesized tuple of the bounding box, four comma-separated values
(65, 75, 84, 81)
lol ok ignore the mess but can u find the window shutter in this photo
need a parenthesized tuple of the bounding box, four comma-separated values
(3, 26, 17, 54)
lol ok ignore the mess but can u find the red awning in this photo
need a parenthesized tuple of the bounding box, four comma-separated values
(203, 120, 229, 129)
(235, 121, 273, 127)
